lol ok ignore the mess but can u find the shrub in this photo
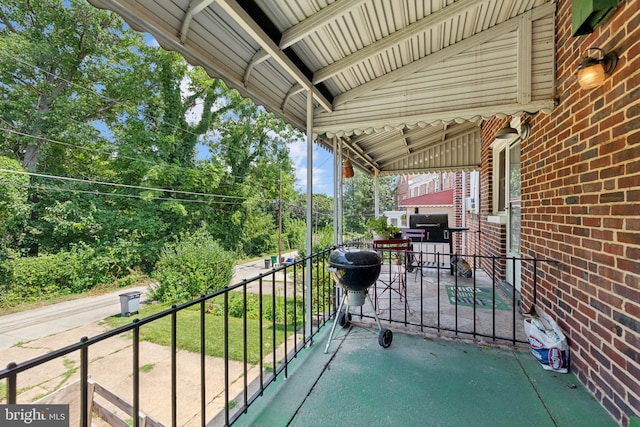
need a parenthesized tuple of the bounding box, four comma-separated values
(0, 251, 75, 305)
(150, 229, 236, 304)
(0, 241, 145, 308)
(208, 292, 304, 325)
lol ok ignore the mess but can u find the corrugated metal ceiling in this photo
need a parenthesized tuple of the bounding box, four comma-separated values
(87, 0, 557, 175)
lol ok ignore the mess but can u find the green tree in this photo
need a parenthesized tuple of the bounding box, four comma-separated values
(0, 156, 30, 253)
(343, 170, 395, 234)
(0, 0, 305, 295)
(0, 0, 149, 172)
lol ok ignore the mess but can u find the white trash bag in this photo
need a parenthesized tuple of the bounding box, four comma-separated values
(523, 307, 570, 373)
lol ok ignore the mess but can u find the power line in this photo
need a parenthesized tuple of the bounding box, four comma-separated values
(0, 168, 248, 200)
(1, 182, 243, 205)
(0, 49, 332, 196)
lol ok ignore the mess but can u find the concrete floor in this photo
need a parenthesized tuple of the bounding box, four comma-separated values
(233, 323, 616, 427)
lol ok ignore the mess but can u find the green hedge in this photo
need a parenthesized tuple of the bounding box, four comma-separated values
(0, 240, 142, 308)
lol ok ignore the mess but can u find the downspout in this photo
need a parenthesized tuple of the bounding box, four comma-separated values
(462, 171, 467, 255)
(305, 90, 313, 343)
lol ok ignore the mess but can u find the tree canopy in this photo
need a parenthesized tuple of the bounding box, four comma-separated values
(0, 0, 395, 306)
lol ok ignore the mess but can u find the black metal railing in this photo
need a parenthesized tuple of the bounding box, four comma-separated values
(1, 248, 334, 427)
(350, 241, 552, 346)
(1, 246, 552, 426)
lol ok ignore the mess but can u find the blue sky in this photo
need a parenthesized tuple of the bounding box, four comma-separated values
(288, 137, 335, 196)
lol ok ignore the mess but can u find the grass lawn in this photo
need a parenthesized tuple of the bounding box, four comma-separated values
(103, 301, 301, 365)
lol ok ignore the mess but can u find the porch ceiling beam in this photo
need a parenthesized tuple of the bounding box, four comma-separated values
(340, 139, 379, 171)
(313, 0, 477, 85)
(400, 126, 479, 159)
(281, 83, 304, 112)
(361, 124, 479, 167)
(180, 0, 216, 43)
(348, 125, 425, 151)
(243, 49, 270, 85)
(280, 0, 367, 49)
(333, 2, 555, 107)
(217, 0, 334, 113)
(401, 128, 409, 154)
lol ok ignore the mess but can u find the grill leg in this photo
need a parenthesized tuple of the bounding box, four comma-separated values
(324, 293, 347, 353)
(367, 292, 385, 333)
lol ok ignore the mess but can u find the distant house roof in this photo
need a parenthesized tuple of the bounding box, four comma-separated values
(399, 189, 453, 207)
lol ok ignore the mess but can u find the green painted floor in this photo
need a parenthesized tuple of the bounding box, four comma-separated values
(233, 322, 616, 427)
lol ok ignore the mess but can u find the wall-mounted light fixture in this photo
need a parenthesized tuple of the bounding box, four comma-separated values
(495, 122, 519, 139)
(495, 120, 531, 140)
(342, 156, 354, 179)
(577, 48, 618, 90)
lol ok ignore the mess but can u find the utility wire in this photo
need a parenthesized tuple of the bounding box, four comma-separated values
(1, 182, 240, 205)
(0, 168, 248, 200)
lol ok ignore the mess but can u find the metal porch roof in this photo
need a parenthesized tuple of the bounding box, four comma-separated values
(87, 0, 557, 175)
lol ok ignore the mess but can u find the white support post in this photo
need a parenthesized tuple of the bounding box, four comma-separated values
(374, 169, 380, 218)
(305, 90, 313, 343)
(333, 137, 341, 246)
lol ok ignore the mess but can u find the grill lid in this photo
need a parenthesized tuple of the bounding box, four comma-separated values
(328, 248, 381, 270)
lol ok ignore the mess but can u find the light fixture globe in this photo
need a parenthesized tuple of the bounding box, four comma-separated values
(577, 49, 618, 90)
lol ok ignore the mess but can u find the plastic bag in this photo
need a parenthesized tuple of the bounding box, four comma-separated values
(524, 307, 569, 373)
(451, 256, 472, 278)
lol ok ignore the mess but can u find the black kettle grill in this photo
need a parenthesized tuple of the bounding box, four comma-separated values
(325, 247, 393, 352)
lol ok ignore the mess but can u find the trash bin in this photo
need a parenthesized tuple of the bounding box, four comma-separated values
(119, 291, 141, 317)
(264, 258, 271, 268)
(270, 255, 278, 266)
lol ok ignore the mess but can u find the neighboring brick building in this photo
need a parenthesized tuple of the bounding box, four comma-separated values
(470, 1, 640, 425)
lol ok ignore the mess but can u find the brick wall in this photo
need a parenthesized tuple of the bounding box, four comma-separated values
(473, 118, 510, 277)
(480, 1, 640, 425)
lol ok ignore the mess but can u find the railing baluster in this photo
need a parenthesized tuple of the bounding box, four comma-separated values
(6, 362, 17, 404)
(271, 271, 276, 380)
(533, 259, 538, 306)
(133, 319, 140, 427)
(472, 261, 477, 339)
(200, 298, 206, 427)
(224, 291, 229, 427)
(283, 263, 288, 378)
(259, 276, 264, 395)
(293, 262, 298, 354)
(454, 255, 459, 336)
(243, 282, 248, 413)
(172, 307, 177, 427)
(80, 337, 89, 427)
(512, 256, 517, 345)
(436, 251, 441, 332)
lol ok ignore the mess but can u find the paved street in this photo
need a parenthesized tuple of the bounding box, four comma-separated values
(0, 286, 147, 350)
(0, 253, 297, 351)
